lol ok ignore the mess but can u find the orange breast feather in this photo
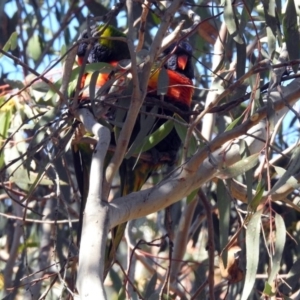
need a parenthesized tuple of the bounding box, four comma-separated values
(148, 69, 193, 107)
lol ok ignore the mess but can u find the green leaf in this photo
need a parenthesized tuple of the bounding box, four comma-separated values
(18, 240, 39, 252)
(283, 0, 299, 72)
(174, 114, 197, 157)
(270, 163, 300, 195)
(262, 0, 278, 58)
(157, 68, 169, 95)
(241, 209, 262, 300)
(117, 286, 126, 300)
(219, 153, 259, 179)
(217, 180, 231, 268)
(263, 282, 275, 296)
(248, 181, 265, 211)
(224, 0, 243, 44)
(32, 81, 51, 93)
(10, 32, 18, 50)
(151, 12, 161, 26)
(239, 0, 255, 33)
(131, 119, 174, 156)
(239, 141, 254, 204)
(27, 35, 42, 61)
(186, 188, 198, 204)
(125, 105, 159, 158)
(0, 110, 12, 169)
(225, 114, 243, 131)
(0, 32, 18, 58)
(225, 115, 244, 132)
(266, 26, 276, 60)
(267, 213, 286, 284)
(88, 71, 100, 101)
(45, 79, 62, 103)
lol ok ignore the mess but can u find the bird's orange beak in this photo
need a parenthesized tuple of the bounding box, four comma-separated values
(77, 56, 84, 66)
(177, 54, 188, 70)
(110, 61, 119, 67)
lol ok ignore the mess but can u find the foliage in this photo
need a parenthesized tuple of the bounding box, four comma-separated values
(1, 0, 300, 299)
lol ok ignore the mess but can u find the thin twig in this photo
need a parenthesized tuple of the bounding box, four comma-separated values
(0, 212, 78, 224)
(190, 279, 208, 300)
(136, 0, 150, 51)
(115, 260, 144, 300)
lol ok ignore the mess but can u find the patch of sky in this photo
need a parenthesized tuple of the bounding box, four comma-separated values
(1, 0, 88, 81)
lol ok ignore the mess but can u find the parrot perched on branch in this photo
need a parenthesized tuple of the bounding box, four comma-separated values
(117, 40, 194, 193)
(72, 24, 130, 245)
(75, 24, 130, 101)
(73, 25, 195, 275)
(105, 40, 194, 275)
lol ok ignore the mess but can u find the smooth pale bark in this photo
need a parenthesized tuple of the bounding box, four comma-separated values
(76, 109, 110, 299)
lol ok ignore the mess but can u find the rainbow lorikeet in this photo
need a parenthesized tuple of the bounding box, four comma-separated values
(117, 41, 194, 193)
(75, 24, 129, 101)
(72, 24, 130, 245)
(105, 41, 194, 275)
